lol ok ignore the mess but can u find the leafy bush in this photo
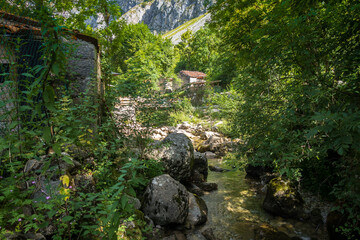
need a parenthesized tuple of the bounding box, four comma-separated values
(210, 0, 360, 237)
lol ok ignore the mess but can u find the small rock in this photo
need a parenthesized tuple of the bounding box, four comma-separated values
(191, 170, 205, 183)
(151, 133, 164, 140)
(174, 231, 187, 240)
(24, 159, 41, 173)
(208, 165, 230, 172)
(197, 144, 211, 153)
(201, 228, 217, 240)
(179, 122, 192, 130)
(186, 193, 208, 227)
(204, 151, 216, 159)
(126, 194, 141, 210)
(254, 224, 292, 240)
(200, 131, 216, 140)
(196, 182, 218, 192)
(186, 183, 205, 196)
(187, 231, 207, 240)
(204, 135, 224, 145)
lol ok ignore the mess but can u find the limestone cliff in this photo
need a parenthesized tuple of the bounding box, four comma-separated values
(86, 0, 214, 39)
(122, 0, 215, 34)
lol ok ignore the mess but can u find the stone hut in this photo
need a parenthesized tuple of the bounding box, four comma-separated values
(0, 11, 103, 134)
(179, 70, 206, 85)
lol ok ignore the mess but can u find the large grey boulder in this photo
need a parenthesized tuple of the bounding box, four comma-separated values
(186, 193, 208, 227)
(145, 133, 194, 182)
(263, 178, 304, 219)
(192, 152, 208, 183)
(142, 174, 189, 226)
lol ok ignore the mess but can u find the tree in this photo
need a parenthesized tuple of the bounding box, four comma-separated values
(210, 0, 360, 237)
(116, 33, 177, 96)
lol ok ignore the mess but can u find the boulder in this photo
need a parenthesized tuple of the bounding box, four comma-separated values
(142, 174, 189, 226)
(193, 152, 208, 182)
(145, 133, 194, 182)
(254, 224, 292, 240)
(245, 164, 273, 180)
(196, 182, 218, 192)
(326, 210, 358, 240)
(263, 178, 304, 219)
(186, 193, 208, 227)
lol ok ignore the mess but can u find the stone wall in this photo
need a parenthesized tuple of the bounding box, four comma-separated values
(65, 38, 100, 98)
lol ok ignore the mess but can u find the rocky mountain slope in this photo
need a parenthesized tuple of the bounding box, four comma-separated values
(121, 0, 215, 34)
(87, 0, 214, 37)
(163, 13, 211, 44)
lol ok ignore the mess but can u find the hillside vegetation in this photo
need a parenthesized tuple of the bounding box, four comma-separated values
(0, 0, 359, 239)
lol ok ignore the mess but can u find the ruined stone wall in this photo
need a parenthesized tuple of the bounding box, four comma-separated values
(65, 38, 100, 99)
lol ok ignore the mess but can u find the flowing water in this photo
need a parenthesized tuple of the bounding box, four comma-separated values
(200, 158, 329, 240)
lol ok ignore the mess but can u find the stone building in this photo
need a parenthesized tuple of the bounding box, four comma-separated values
(179, 70, 206, 85)
(0, 11, 103, 134)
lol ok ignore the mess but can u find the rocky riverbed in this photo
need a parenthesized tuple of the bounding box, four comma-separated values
(134, 120, 332, 240)
(112, 104, 341, 239)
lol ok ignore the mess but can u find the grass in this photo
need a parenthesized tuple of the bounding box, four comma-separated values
(162, 13, 207, 39)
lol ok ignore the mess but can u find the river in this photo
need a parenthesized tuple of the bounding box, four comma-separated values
(200, 158, 329, 240)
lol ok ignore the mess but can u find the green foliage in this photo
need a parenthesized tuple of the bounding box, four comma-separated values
(110, 23, 178, 96)
(209, 0, 360, 237)
(136, 96, 198, 127)
(175, 25, 237, 86)
(0, 4, 151, 240)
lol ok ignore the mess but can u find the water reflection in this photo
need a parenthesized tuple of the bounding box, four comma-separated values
(201, 159, 327, 240)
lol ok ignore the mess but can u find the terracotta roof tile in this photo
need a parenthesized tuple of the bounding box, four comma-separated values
(180, 70, 207, 79)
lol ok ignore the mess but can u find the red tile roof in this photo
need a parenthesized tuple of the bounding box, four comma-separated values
(0, 11, 99, 51)
(180, 70, 207, 79)
(0, 11, 41, 35)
